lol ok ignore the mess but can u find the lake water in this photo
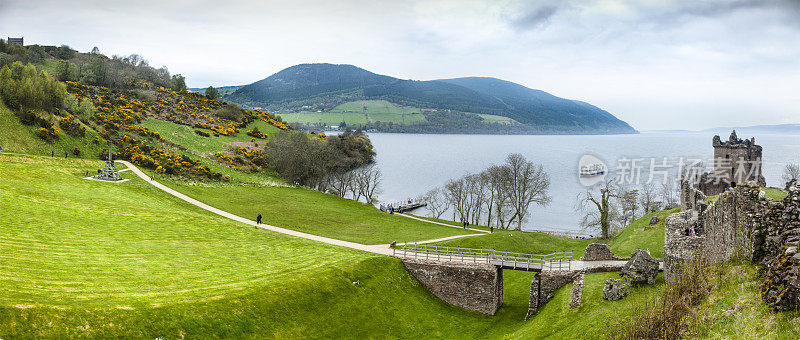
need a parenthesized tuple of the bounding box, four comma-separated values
(365, 132, 800, 235)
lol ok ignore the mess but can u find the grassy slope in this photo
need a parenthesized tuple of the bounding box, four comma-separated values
(435, 230, 593, 258)
(609, 207, 679, 258)
(160, 180, 480, 245)
(685, 263, 800, 339)
(0, 153, 641, 339)
(141, 118, 280, 155)
(0, 102, 105, 159)
(0, 154, 367, 308)
(764, 187, 788, 201)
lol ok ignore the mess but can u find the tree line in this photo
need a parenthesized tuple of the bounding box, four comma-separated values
(0, 40, 186, 92)
(577, 178, 680, 239)
(265, 129, 382, 203)
(423, 153, 551, 230)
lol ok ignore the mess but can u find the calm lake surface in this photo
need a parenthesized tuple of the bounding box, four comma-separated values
(366, 132, 800, 235)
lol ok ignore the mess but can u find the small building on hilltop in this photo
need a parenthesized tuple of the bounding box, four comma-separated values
(7, 37, 23, 46)
(698, 130, 766, 196)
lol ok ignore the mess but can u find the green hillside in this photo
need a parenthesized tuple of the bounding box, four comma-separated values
(227, 63, 636, 134)
(0, 154, 666, 338)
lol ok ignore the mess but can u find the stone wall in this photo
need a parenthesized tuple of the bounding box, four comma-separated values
(664, 212, 705, 282)
(403, 259, 503, 315)
(581, 243, 629, 261)
(665, 182, 800, 310)
(525, 270, 578, 319)
(569, 273, 585, 310)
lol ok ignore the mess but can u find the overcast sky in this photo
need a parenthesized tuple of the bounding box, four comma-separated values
(2, 0, 799, 130)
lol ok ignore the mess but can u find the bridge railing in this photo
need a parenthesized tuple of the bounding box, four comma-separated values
(392, 243, 572, 271)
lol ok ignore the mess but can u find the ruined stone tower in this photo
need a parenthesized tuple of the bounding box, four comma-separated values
(698, 130, 766, 196)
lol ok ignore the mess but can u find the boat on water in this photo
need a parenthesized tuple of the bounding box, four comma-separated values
(579, 163, 606, 177)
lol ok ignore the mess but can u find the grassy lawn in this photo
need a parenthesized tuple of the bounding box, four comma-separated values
(0, 102, 105, 159)
(0, 154, 369, 309)
(0, 153, 661, 339)
(763, 187, 787, 201)
(141, 118, 280, 155)
(159, 179, 482, 245)
(278, 100, 427, 125)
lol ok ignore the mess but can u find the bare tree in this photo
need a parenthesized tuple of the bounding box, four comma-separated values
(424, 187, 450, 219)
(639, 182, 660, 214)
(660, 180, 679, 209)
(504, 153, 552, 230)
(577, 179, 620, 239)
(616, 182, 639, 226)
(445, 177, 470, 224)
(783, 163, 799, 187)
(467, 173, 489, 225)
(356, 164, 382, 204)
(483, 165, 512, 229)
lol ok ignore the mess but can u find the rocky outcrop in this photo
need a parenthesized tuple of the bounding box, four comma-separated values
(603, 279, 628, 301)
(581, 243, 629, 261)
(620, 249, 659, 285)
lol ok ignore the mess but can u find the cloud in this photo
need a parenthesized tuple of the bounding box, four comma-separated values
(509, 4, 560, 31)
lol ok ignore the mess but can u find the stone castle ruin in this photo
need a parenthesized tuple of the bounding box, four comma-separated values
(666, 132, 800, 311)
(698, 130, 766, 196)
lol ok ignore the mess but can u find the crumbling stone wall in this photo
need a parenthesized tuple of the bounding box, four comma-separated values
(665, 182, 800, 310)
(569, 273, 585, 310)
(525, 270, 578, 319)
(664, 212, 705, 282)
(581, 243, 629, 261)
(403, 259, 503, 315)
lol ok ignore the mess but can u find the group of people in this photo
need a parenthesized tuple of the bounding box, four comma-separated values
(684, 224, 697, 237)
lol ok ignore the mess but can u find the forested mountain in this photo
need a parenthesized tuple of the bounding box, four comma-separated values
(228, 63, 636, 134)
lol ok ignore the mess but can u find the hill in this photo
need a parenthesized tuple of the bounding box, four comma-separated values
(227, 63, 636, 134)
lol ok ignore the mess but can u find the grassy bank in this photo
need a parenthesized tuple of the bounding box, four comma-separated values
(141, 118, 281, 155)
(0, 102, 105, 159)
(159, 179, 481, 244)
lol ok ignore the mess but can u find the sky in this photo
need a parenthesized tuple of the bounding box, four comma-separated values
(1, 0, 799, 130)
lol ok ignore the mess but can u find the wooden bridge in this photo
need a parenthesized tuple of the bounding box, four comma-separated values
(392, 243, 572, 272)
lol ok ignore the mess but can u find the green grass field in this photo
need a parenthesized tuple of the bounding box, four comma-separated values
(278, 100, 427, 125)
(141, 118, 280, 155)
(159, 179, 481, 244)
(0, 154, 672, 338)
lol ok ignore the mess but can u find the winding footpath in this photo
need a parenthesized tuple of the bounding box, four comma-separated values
(116, 161, 483, 256)
(117, 161, 634, 271)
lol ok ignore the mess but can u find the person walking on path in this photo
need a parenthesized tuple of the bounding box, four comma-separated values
(256, 214, 262, 225)
(490, 226, 493, 233)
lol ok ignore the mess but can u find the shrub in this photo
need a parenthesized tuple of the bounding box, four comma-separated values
(59, 115, 86, 137)
(72, 146, 81, 156)
(246, 127, 266, 139)
(194, 129, 210, 137)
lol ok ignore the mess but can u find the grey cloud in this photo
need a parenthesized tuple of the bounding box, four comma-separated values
(510, 5, 560, 31)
